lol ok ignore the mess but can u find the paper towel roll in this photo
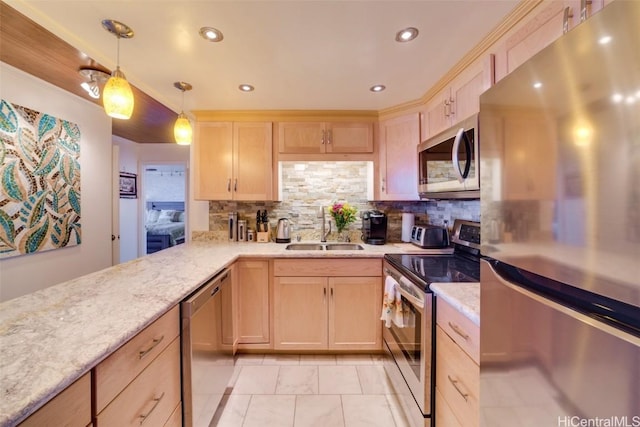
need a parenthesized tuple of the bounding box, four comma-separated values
(401, 213, 415, 242)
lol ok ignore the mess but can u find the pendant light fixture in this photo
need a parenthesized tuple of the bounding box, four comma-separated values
(173, 82, 193, 145)
(101, 19, 135, 119)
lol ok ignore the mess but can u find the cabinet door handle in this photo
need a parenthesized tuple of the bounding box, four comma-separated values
(321, 130, 325, 145)
(139, 391, 165, 424)
(381, 177, 386, 192)
(448, 321, 469, 340)
(330, 287, 334, 298)
(444, 99, 450, 117)
(447, 375, 469, 401)
(138, 336, 164, 359)
(449, 97, 455, 117)
(580, 0, 592, 22)
(324, 287, 327, 302)
(234, 178, 238, 192)
(327, 129, 332, 144)
(563, 6, 573, 33)
(227, 178, 231, 192)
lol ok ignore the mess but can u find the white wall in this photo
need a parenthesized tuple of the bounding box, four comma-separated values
(113, 137, 139, 263)
(111, 138, 193, 259)
(0, 63, 113, 302)
(144, 168, 186, 202)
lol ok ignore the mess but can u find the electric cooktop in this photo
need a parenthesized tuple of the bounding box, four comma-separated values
(384, 219, 481, 290)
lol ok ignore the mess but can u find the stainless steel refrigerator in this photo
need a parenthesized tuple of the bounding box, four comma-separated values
(479, 1, 640, 425)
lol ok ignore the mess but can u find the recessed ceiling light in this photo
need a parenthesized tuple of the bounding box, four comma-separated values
(239, 84, 254, 92)
(533, 82, 543, 89)
(395, 27, 418, 42)
(370, 85, 386, 93)
(199, 27, 224, 42)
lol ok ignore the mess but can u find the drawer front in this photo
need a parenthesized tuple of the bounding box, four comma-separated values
(436, 297, 480, 364)
(19, 373, 91, 427)
(273, 258, 381, 277)
(436, 326, 479, 427)
(435, 387, 463, 427)
(163, 402, 183, 427)
(95, 305, 180, 412)
(97, 337, 181, 427)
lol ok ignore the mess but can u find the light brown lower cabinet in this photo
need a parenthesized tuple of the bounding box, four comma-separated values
(236, 260, 271, 346)
(273, 258, 382, 351)
(96, 338, 181, 426)
(18, 372, 91, 427)
(435, 297, 479, 427)
(94, 305, 181, 426)
(435, 387, 463, 427)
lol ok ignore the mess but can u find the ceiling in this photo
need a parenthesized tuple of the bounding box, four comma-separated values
(5, 0, 520, 119)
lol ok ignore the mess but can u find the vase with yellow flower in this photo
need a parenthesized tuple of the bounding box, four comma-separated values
(328, 201, 357, 241)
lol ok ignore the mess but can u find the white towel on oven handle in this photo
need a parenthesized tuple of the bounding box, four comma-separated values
(381, 275, 404, 328)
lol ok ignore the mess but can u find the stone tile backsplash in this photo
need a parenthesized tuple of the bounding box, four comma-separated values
(205, 161, 480, 242)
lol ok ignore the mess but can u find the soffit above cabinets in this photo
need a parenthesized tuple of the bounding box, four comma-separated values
(0, 2, 178, 144)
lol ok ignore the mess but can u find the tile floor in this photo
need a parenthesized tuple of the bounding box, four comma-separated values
(212, 354, 411, 427)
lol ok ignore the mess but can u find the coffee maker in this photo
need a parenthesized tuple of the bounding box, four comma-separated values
(361, 210, 387, 245)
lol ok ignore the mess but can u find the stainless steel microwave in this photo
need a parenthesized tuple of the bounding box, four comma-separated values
(418, 114, 479, 199)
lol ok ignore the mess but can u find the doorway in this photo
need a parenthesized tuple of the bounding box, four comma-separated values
(141, 163, 187, 255)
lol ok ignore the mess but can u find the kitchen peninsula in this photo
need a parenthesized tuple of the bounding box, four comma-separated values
(0, 241, 402, 426)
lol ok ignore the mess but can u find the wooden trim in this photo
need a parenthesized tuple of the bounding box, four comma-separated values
(379, 0, 544, 119)
(276, 153, 375, 162)
(0, 2, 178, 144)
(193, 110, 379, 122)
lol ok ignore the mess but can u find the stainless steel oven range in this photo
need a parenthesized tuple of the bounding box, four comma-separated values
(382, 219, 481, 427)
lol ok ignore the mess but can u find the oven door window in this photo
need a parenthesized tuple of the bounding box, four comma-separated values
(389, 295, 422, 380)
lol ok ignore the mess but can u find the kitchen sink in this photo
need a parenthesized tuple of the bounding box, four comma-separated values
(285, 243, 365, 250)
(285, 243, 325, 250)
(324, 243, 364, 250)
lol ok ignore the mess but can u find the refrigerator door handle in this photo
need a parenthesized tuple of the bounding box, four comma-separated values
(483, 259, 640, 346)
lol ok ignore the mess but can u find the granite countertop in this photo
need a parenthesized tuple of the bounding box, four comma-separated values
(430, 282, 480, 326)
(0, 240, 404, 426)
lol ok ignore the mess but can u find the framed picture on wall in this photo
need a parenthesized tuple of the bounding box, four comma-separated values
(119, 172, 137, 199)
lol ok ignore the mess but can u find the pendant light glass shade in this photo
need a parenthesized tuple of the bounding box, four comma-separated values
(174, 112, 192, 145)
(103, 67, 134, 119)
(173, 81, 193, 145)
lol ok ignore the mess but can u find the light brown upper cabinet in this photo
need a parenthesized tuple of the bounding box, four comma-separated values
(277, 122, 373, 154)
(377, 113, 420, 201)
(421, 55, 494, 141)
(194, 122, 273, 200)
(495, 0, 605, 83)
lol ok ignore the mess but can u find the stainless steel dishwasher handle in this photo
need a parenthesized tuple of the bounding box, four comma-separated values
(184, 269, 230, 315)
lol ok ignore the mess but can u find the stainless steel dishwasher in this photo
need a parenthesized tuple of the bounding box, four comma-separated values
(181, 268, 235, 427)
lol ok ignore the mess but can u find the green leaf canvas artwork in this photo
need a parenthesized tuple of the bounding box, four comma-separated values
(0, 100, 81, 258)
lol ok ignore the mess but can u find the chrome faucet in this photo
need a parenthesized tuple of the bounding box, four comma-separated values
(318, 206, 332, 242)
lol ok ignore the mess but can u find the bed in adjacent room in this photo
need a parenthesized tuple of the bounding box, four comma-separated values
(145, 201, 185, 254)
